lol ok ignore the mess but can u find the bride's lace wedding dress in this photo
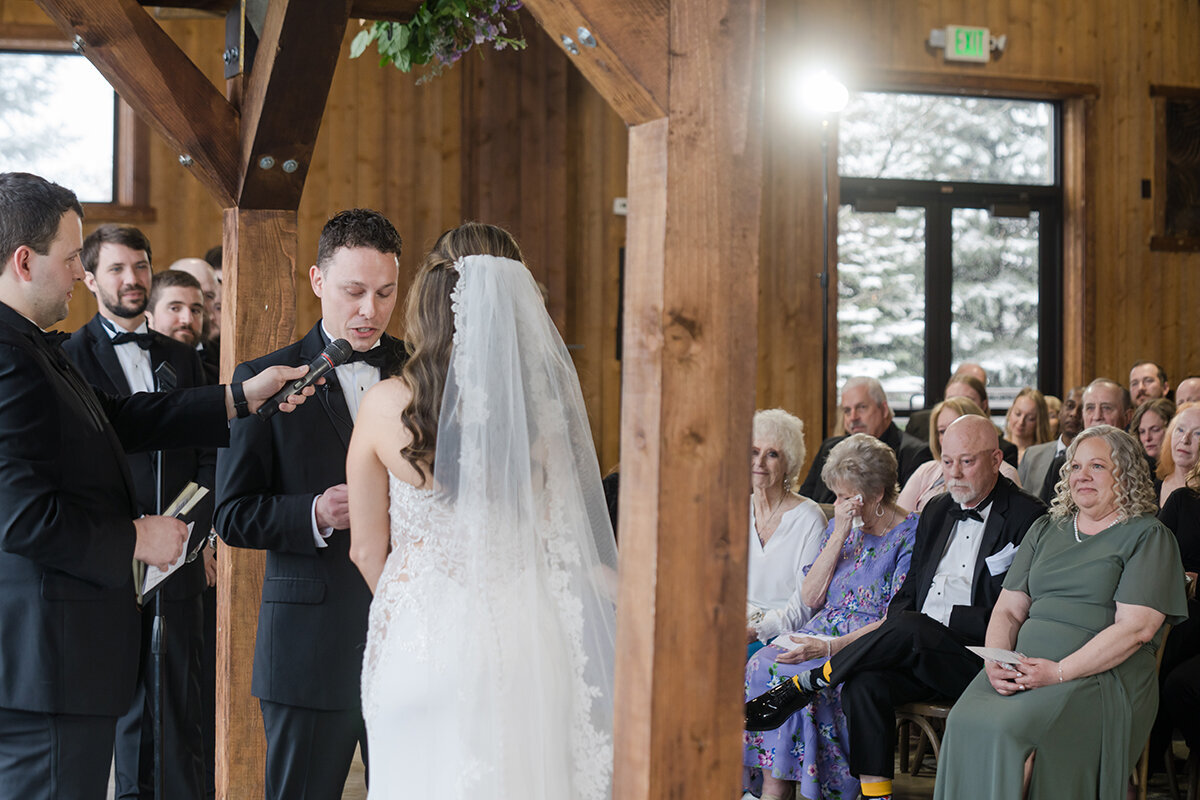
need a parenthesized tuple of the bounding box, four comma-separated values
(359, 254, 617, 799)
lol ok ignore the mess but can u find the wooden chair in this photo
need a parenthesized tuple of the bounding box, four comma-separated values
(895, 700, 954, 777)
(1133, 624, 1173, 800)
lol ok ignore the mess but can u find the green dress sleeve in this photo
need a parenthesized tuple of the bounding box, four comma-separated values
(1002, 515, 1052, 594)
(1113, 516, 1189, 624)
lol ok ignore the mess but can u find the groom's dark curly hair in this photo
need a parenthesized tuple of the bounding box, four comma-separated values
(316, 208, 402, 270)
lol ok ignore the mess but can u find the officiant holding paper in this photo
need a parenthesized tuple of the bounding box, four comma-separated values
(0, 172, 315, 800)
(745, 416, 1046, 800)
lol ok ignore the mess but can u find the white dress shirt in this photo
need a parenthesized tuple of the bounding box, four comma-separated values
(310, 325, 385, 548)
(99, 317, 155, 393)
(920, 501, 992, 626)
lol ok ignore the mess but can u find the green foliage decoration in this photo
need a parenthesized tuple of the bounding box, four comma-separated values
(350, 1, 525, 84)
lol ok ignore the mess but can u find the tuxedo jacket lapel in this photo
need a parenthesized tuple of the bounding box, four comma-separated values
(85, 316, 131, 396)
(972, 490, 1009, 593)
(299, 325, 353, 452)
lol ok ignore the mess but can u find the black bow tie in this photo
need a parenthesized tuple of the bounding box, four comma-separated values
(111, 331, 154, 350)
(42, 330, 71, 349)
(947, 500, 990, 523)
(346, 347, 388, 368)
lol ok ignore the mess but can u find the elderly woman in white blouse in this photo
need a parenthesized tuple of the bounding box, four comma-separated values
(746, 409, 828, 658)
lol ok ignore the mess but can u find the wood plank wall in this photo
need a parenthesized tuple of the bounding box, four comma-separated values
(760, 0, 1200, 474)
(0, 1, 627, 471)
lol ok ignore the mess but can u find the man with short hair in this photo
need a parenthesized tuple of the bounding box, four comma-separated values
(146, 269, 205, 347)
(1082, 377, 1134, 429)
(1177, 376, 1200, 406)
(800, 376, 931, 503)
(1130, 360, 1170, 406)
(171, 257, 221, 378)
(747, 415, 1046, 800)
(0, 172, 310, 798)
(64, 226, 216, 800)
(216, 209, 408, 799)
(1019, 385, 1085, 503)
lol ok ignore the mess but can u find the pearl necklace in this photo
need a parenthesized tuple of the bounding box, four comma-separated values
(1072, 511, 1121, 543)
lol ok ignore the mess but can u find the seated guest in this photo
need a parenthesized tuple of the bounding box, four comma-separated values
(933, 426, 1186, 800)
(1004, 386, 1051, 465)
(1131, 397, 1176, 468)
(1045, 394, 1062, 440)
(898, 396, 1021, 513)
(800, 376, 931, 503)
(1019, 386, 1086, 504)
(1131, 360, 1171, 407)
(743, 434, 917, 800)
(745, 416, 1044, 800)
(906, 366, 991, 440)
(746, 409, 828, 647)
(1150, 459, 1200, 771)
(1083, 377, 1134, 429)
(1177, 376, 1200, 406)
(1159, 403, 1200, 507)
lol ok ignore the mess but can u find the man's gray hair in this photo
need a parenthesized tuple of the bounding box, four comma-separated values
(1086, 377, 1133, 412)
(842, 376, 889, 409)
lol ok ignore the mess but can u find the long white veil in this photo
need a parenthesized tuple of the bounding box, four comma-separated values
(432, 254, 617, 798)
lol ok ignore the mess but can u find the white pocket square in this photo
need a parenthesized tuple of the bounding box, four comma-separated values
(985, 543, 1019, 576)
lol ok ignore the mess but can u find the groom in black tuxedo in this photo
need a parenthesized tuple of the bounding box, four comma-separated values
(0, 171, 314, 800)
(747, 415, 1046, 800)
(63, 224, 214, 800)
(216, 209, 407, 800)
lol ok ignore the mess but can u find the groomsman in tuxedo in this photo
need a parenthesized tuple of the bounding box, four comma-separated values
(216, 209, 407, 799)
(170, 257, 222, 383)
(65, 230, 214, 800)
(0, 172, 313, 799)
(748, 416, 1045, 800)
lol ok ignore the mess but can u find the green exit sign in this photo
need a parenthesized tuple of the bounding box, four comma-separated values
(946, 25, 990, 63)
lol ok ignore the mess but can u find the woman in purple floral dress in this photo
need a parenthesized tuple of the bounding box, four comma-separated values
(744, 434, 916, 800)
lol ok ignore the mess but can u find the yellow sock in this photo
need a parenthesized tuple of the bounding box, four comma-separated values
(822, 660, 833, 682)
(860, 779, 892, 797)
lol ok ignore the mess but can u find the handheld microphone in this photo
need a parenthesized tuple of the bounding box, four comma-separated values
(255, 338, 352, 421)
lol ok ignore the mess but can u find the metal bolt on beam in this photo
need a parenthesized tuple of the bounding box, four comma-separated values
(72, 35, 84, 53)
(178, 154, 194, 167)
(577, 27, 597, 47)
(258, 156, 275, 169)
(281, 160, 298, 174)
(560, 35, 579, 55)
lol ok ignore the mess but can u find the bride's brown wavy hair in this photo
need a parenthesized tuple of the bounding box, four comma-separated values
(400, 222, 524, 479)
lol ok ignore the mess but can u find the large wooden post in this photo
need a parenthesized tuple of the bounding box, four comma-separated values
(613, 3, 765, 799)
(216, 209, 298, 798)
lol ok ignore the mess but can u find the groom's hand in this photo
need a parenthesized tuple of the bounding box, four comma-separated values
(315, 484, 351, 530)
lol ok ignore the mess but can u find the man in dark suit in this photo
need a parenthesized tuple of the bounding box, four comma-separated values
(171, 257, 222, 383)
(0, 172, 312, 799)
(63, 226, 213, 800)
(216, 209, 407, 800)
(748, 415, 1046, 800)
(800, 376, 932, 503)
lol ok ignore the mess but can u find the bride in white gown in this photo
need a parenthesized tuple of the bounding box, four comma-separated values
(346, 223, 617, 799)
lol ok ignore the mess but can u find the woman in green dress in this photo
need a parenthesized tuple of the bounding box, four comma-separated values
(934, 425, 1188, 800)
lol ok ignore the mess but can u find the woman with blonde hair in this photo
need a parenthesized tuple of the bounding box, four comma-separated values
(347, 223, 617, 799)
(935, 426, 1186, 800)
(897, 396, 1021, 512)
(1158, 402, 1200, 506)
(1004, 387, 1052, 466)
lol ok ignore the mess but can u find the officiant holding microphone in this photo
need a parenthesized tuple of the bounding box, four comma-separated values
(0, 172, 316, 799)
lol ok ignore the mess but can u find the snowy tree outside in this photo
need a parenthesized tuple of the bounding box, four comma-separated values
(0, 53, 115, 202)
(835, 92, 1055, 413)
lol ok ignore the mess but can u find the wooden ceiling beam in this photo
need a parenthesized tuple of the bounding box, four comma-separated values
(35, 0, 241, 208)
(141, 0, 423, 23)
(236, 0, 353, 209)
(522, 0, 667, 125)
